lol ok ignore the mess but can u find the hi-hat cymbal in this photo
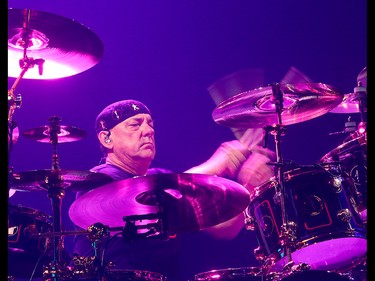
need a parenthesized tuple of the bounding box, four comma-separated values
(22, 125, 87, 143)
(9, 169, 113, 192)
(8, 8, 103, 79)
(212, 83, 344, 128)
(69, 173, 250, 235)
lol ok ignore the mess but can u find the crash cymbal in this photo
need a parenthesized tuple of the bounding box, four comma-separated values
(357, 66, 367, 87)
(9, 169, 113, 192)
(69, 173, 250, 235)
(329, 93, 362, 113)
(8, 8, 103, 79)
(212, 83, 344, 128)
(22, 125, 87, 143)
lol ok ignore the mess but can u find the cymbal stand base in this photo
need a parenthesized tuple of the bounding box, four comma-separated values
(42, 262, 72, 281)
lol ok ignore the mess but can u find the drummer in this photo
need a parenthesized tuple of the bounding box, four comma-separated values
(71, 99, 275, 281)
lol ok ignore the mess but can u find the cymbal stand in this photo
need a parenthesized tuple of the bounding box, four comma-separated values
(68, 223, 111, 280)
(42, 116, 69, 281)
(351, 82, 367, 215)
(8, 11, 45, 189)
(263, 83, 297, 270)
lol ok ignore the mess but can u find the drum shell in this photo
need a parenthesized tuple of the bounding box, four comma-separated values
(246, 165, 367, 272)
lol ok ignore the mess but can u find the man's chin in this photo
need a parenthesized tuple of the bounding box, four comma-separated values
(139, 149, 156, 160)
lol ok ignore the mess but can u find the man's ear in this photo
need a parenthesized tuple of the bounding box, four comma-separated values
(98, 131, 112, 148)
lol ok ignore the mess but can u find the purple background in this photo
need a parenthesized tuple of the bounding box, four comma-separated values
(7, 0, 367, 279)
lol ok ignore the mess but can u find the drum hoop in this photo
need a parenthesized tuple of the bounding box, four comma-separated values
(105, 269, 166, 281)
(194, 267, 265, 279)
(9, 204, 52, 223)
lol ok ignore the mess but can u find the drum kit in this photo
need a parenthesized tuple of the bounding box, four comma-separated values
(8, 7, 366, 281)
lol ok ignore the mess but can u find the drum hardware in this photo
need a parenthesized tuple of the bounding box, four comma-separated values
(328, 116, 357, 136)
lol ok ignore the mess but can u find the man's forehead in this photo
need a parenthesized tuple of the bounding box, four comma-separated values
(124, 113, 153, 122)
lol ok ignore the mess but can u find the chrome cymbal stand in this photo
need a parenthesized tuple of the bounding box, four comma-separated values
(351, 82, 367, 216)
(263, 83, 298, 271)
(70, 223, 111, 280)
(42, 116, 70, 281)
(8, 9, 45, 189)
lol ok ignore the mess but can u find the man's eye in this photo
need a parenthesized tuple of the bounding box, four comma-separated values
(128, 123, 141, 128)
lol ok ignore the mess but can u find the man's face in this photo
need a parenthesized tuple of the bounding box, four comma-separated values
(109, 113, 156, 162)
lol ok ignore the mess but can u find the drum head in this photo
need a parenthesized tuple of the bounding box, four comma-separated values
(194, 267, 265, 281)
(280, 270, 350, 281)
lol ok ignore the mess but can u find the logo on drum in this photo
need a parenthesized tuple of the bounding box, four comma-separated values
(350, 165, 367, 186)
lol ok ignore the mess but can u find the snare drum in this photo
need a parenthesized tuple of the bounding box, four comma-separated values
(246, 164, 367, 273)
(193, 267, 266, 281)
(8, 204, 53, 278)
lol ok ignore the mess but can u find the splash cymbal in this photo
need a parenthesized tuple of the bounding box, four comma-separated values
(8, 8, 103, 79)
(357, 66, 367, 87)
(69, 173, 250, 235)
(212, 83, 344, 128)
(22, 125, 87, 143)
(329, 93, 362, 113)
(9, 169, 113, 192)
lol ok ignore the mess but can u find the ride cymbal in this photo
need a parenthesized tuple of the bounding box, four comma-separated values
(212, 83, 344, 128)
(8, 8, 104, 79)
(69, 173, 250, 235)
(9, 169, 113, 192)
(22, 125, 87, 143)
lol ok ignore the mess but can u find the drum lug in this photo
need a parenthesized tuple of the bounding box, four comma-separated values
(244, 214, 257, 231)
(337, 208, 356, 230)
(332, 176, 344, 192)
(280, 221, 297, 244)
(337, 208, 352, 222)
(253, 245, 266, 262)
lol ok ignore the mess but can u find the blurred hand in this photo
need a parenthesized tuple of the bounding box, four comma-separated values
(237, 146, 275, 194)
